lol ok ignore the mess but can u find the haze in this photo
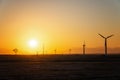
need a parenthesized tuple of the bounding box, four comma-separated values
(0, 0, 120, 54)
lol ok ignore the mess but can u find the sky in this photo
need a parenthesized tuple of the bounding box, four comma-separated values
(0, 0, 120, 54)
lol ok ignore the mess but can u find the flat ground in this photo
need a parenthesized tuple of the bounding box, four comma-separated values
(0, 55, 120, 80)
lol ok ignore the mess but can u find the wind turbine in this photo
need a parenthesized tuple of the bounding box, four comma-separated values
(69, 49, 72, 54)
(83, 41, 86, 55)
(98, 33, 114, 56)
(36, 51, 39, 56)
(42, 44, 44, 55)
(54, 49, 57, 54)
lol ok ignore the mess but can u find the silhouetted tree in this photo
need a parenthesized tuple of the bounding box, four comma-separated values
(13, 48, 18, 55)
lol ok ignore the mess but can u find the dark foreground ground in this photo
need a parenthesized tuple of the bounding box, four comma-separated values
(0, 54, 120, 80)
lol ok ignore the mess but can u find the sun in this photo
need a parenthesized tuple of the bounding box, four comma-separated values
(28, 39, 38, 48)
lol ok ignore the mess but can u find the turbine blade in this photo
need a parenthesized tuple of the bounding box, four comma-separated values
(98, 33, 105, 38)
(107, 34, 114, 38)
(83, 41, 85, 46)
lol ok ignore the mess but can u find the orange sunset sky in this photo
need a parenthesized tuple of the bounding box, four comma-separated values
(0, 0, 120, 55)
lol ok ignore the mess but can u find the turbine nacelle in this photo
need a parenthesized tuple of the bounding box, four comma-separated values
(83, 41, 85, 46)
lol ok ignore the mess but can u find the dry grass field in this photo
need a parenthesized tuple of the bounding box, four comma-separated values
(0, 54, 120, 80)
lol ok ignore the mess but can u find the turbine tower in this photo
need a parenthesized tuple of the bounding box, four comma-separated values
(83, 41, 86, 55)
(98, 33, 114, 56)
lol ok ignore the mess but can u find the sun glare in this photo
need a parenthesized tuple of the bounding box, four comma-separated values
(28, 39, 38, 48)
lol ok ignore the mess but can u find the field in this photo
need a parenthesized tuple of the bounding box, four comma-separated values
(0, 54, 120, 80)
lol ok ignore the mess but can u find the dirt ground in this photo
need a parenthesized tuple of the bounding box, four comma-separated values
(0, 55, 120, 80)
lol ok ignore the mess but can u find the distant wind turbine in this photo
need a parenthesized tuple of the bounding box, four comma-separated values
(83, 41, 86, 55)
(98, 33, 114, 56)
(36, 51, 39, 56)
(54, 49, 57, 54)
(43, 44, 44, 55)
(69, 49, 72, 54)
